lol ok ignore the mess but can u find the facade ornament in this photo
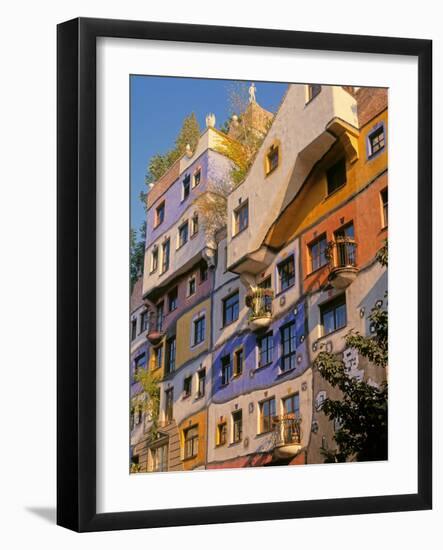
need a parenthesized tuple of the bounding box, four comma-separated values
(205, 113, 216, 128)
(248, 82, 257, 103)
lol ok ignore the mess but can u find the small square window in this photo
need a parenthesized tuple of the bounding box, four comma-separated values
(155, 202, 165, 227)
(257, 331, 273, 368)
(184, 425, 199, 459)
(193, 316, 205, 346)
(151, 247, 158, 273)
(233, 348, 244, 377)
(265, 144, 279, 174)
(232, 410, 243, 443)
(368, 125, 385, 157)
(197, 369, 206, 398)
(326, 158, 347, 196)
(308, 233, 328, 273)
(221, 354, 232, 386)
(165, 337, 176, 374)
(161, 239, 170, 273)
(320, 294, 347, 335)
(188, 277, 196, 297)
(216, 422, 227, 446)
(223, 291, 239, 326)
(233, 201, 248, 236)
(280, 322, 297, 372)
(140, 311, 148, 333)
(193, 168, 201, 188)
(200, 262, 208, 283)
(131, 319, 137, 341)
(183, 376, 192, 398)
(260, 397, 276, 434)
(191, 213, 199, 236)
(182, 175, 191, 201)
(168, 287, 178, 312)
(178, 221, 189, 248)
(277, 256, 295, 292)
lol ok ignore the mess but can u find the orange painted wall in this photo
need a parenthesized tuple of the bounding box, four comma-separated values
(264, 109, 388, 250)
(301, 172, 388, 294)
(178, 409, 207, 470)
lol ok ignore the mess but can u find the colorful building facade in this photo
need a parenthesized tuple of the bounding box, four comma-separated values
(130, 83, 388, 472)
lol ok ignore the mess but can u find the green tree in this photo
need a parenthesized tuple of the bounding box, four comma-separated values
(135, 367, 161, 437)
(314, 242, 388, 463)
(130, 221, 146, 289)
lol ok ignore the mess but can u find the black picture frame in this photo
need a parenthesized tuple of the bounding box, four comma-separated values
(57, 17, 432, 532)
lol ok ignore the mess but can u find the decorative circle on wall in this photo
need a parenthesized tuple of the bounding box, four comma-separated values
(311, 420, 319, 434)
(359, 307, 366, 318)
(244, 437, 249, 448)
(279, 295, 286, 307)
(300, 334, 305, 343)
(297, 354, 303, 364)
(312, 342, 317, 352)
(248, 402, 254, 414)
(293, 306, 298, 316)
(301, 381, 308, 391)
(325, 341, 333, 353)
(375, 299, 383, 308)
(249, 369, 255, 379)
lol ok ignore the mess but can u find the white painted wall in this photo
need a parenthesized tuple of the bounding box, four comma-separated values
(207, 370, 313, 464)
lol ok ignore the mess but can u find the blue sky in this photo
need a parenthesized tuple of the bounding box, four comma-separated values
(130, 76, 288, 230)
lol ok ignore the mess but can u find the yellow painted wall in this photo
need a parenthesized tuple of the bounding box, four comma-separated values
(264, 109, 388, 249)
(175, 298, 211, 368)
(179, 409, 207, 470)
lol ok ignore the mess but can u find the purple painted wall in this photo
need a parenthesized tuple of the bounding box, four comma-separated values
(211, 301, 308, 404)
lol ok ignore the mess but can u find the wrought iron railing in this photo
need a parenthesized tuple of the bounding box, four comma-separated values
(326, 237, 357, 271)
(245, 288, 274, 321)
(271, 414, 301, 446)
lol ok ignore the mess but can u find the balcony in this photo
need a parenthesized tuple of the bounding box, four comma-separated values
(327, 237, 358, 289)
(146, 311, 165, 345)
(245, 288, 274, 331)
(271, 414, 302, 460)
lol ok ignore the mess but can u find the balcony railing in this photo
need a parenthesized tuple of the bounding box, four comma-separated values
(326, 237, 358, 289)
(245, 288, 274, 331)
(270, 414, 302, 460)
(146, 311, 165, 344)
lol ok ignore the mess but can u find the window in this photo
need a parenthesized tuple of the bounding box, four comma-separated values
(134, 353, 146, 379)
(184, 426, 199, 458)
(233, 348, 244, 377)
(155, 201, 165, 227)
(326, 158, 347, 195)
(165, 388, 173, 422)
(281, 322, 296, 372)
(258, 276, 272, 289)
(223, 291, 239, 326)
(188, 277, 196, 296)
(197, 369, 206, 398)
(193, 316, 205, 346)
(334, 222, 354, 240)
(221, 354, 232, 386)
(191, 213, 199, 236)
(200, 262, 208, 282)
(165, 337, 176, 374)
(308, 233, 328, 272)
(260, 397, 276, 434)
(151, 444, 168, 472)
(131, 319, 137, 341)
(334, 222, 356, 266)
(182, 174, 191, 201)
(257, 331, 274, 368)
(178, 221, 188, 248)
(183, 376, 192, 398)
(277, 255, 295, 292)
(151, 247, 158, 273)
(232, 410, 243, 443)
(233, 201, 248, 235)
(320, 294, 347, 335)
(282, 393, 300, 443)
(161, 239, 170, 273)
(193, 168, 201, 188)
(155, 301, 164, 332)
(265, 143, 279, 174)
(216, 422, 227, 446)
(168, 287, 178, 312)
(368, 124, 385, 157)
(307, 84, 322, 102)
(381, 188, 388, 227)
(140, 311, 148, 333)
(152, 345, 163, 370)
